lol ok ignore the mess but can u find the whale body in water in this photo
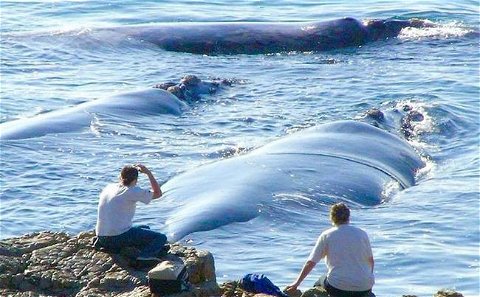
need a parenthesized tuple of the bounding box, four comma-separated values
(0, 76, 228, 140)
(111, 17, 432, 55)
(0, 89, 186, 140)
(161, 120, 424, 241)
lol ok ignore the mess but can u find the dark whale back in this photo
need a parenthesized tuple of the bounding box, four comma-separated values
(122, 18, 370, 54)
(115, 17, 428, 55)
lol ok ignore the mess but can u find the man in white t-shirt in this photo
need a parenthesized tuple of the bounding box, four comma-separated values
(285, 203, 375, 297)
(94, 164, 167, 262)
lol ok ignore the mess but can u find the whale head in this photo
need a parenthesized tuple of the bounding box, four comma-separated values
(155, 75, 231, 102)
(365, 19, 423, 41)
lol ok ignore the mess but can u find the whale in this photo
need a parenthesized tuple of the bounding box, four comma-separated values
(0, 76, 229, 140)
(160, 120, 425, 241)
(0, 88, 186, 140)
(111, 17, 432, 55)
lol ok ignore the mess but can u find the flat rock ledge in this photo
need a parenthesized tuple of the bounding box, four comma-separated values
(0, 231, 464, 297)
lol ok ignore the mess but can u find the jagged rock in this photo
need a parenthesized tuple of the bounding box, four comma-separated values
(435, 290, 464, 297)
(402, 290, 464, 297)
(0, 231, 218, 296)
(286, 288, 302, 297)
(220, 280, 254, 297)
(185, 250, 216, 284)
(0, 290, 41, 297)
(0, 232, 69, 257)
(300, 287, 328, 297)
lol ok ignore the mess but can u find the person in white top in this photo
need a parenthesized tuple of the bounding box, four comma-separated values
(285, 203, 375, 297)
(94, 164, 166, 262)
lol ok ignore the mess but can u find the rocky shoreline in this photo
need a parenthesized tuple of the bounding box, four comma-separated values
(0, 231, 464, 297)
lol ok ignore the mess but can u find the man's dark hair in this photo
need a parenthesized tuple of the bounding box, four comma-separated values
(120, 165, 138, 186)
(330, 202, 350, 225)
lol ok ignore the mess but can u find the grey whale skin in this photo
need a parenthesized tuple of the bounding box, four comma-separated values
(0, 76, 225, 140)
(161, 120, 424, 241)
(0, 89, 186, 140)
(117, 18, 429, 54)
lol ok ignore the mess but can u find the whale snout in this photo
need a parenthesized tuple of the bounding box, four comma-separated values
(155, 75, 232, 102)
(365, 19, 421, 41)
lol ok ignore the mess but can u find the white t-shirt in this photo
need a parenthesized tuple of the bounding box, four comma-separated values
(308, 224, 374, 291)
(95, 183, 153, 236)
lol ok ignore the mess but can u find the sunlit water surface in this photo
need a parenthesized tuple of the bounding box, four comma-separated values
(1, 1, 479, 296)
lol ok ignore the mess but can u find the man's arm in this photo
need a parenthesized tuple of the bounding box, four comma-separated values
(284, 260, 316, 293)
(136, 164, 162, 199)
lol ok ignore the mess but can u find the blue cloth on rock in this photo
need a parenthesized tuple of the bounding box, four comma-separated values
(240, 273, 288, 297)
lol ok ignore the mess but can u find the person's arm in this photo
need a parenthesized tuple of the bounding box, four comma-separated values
(285, 234, 326, 294)
(368, 256, 374, 274)
(136, 164, 162, 199)
(285, 260, 316, 294)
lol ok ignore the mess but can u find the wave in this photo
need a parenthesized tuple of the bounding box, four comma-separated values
(399, 20, 477, 40)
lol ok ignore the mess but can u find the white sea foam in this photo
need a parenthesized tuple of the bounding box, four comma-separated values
(89, 114, 102, 137)
(394, 100, 437, 181)
(395, 100, 436, 136)
(300, 25, 317, 31)
(399, 21, 473, 40)
(381, 180, 401, 202)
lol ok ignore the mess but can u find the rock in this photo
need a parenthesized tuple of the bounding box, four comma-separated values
(220, 280, 250, 297)
(0, 231, 218, 296)
(185, 250, 216, 284)
(0, 255, 25, 275)
(285, 288, 302, 297)
(301, 287, 328, 297)
(401, 290, 464, 297)
(434, 290, 464, 297)
(0, 232, 69, 257)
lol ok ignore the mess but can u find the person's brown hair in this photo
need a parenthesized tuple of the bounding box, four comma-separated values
(120, 165, 138, 186)
(330, 202, 350, 225)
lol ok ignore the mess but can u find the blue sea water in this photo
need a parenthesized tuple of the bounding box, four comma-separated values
(0, 1, 479, 296)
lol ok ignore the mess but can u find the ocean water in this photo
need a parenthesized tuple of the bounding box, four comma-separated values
(0, 1, 479, 296)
